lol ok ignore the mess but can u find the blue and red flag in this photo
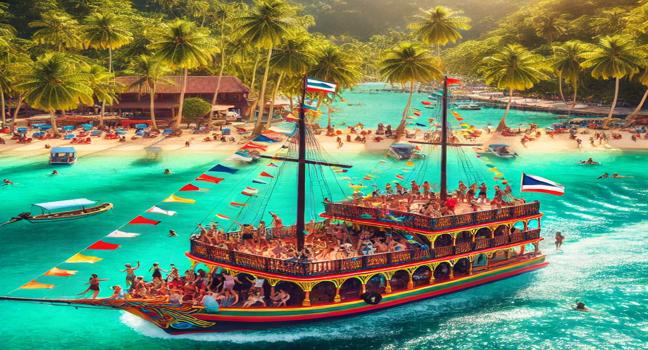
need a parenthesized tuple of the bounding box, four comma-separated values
(521, 173, 565, 196)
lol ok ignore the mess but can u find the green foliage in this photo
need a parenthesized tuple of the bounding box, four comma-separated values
(581, 35, 643, 80)
(150, 19, 215, 69)
(481, 44, 549, 91)
(410, 5, 471, 50)
(182, 97, 211, 124)
(380, 43, 442, 84)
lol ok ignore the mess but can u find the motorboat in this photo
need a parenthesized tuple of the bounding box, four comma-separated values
(485, 144, 518, 159)
(388, 143, 425, 160)
(457, 103, 481, 110)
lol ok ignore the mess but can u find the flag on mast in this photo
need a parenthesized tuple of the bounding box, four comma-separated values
(306, 78, 336, 94)
(521, 173, 565, 196)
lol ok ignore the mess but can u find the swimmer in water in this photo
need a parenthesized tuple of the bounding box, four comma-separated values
(3, 179, 13, 185)
(597, 172, 609, 179)
(168, 229, 177, 237)
(580, 157, 598, 165)
(574, 301, 589, 312)
(164, 169, 172, 175)
(611, 173, 631, 179)
(51, 170, 59, 175)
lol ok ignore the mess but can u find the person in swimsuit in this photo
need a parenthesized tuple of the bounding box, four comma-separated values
(221, 272, 241, 292)
(149, 263, 167, 281)
(477, 183, 488, 204)
(78, 274, 108, 299)
(269, 212, 283, 233)
(555, 232, 565, 250)
(122, 261, 140, 287)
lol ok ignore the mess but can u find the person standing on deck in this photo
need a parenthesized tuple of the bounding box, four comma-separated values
(78, 274, 108, 299)
(122, 261, 140, 287)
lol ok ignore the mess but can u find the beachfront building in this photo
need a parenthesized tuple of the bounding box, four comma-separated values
(114, 76, 250, 121)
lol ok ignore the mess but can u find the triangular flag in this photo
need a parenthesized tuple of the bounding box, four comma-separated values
(196, 174, 224, 183)
(267, 163, 278, 167)
(259, 171, 274, 178)
(242, 186, 259, 196)
(216, 213, 230, 220)
(179, 184, 200, 191)
(209, 164, 238, 174)
(147, 206, 177, 216)
(20, 280, 55, 289)
(65, 253, 103, 264)
(230, 202, 247, 207)
(163, 194, 196, 204)
(253, 179, 268, 185)
(447, 77, 462, 85)
(87, 240, 120, 250)
(107, 230, 139, 238)
(45, 267, 78, 277)
(396, 174, 405, 180)
(129, 216, 160, 225)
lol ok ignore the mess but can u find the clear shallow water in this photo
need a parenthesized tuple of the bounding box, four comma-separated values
(0, 93, 647, 349)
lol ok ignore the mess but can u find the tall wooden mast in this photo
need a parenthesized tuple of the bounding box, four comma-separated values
(296, 76, 307, 252)
(440, 76, 448, 202)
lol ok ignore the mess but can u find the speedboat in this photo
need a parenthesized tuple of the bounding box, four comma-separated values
(485, 144, 518, 159)
(15, 198, 113, 223)
(388, 143, 425, 160)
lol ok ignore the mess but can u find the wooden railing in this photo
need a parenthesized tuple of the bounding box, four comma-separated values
(190, 229, 542, 277)
(323, 201, 540, 232)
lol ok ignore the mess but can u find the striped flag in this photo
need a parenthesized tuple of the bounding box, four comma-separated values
(147, 206, 177, 216)
(253, 179, 268, 185)
(303, 103, 318, 111)
(230, 202, 247, 207)
(216, 213, 230, 220)
(521, 173, 565, 196)
(242, 187, 259, 196)
(306, 78, 336, 93)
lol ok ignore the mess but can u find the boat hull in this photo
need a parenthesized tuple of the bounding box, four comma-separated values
(124, 255, 547, 334)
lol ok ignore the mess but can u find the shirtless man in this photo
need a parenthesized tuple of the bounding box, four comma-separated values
(122, 261, 140, 287)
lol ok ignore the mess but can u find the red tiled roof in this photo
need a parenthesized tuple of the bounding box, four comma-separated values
(117, 76, 249, 94)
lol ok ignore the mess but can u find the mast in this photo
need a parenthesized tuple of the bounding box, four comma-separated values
(440, 76, 448, 202)
(296, 76, 307, 252)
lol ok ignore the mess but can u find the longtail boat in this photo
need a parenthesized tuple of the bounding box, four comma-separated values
(17, 199, 113, 223)
(0, 77, 546, 334)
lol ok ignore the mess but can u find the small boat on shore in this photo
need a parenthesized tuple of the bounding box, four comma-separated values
(49, 147, 77, 165)
(457, 103, 481, 110)
(18, 199, 113, 223)
(388, 143, 425, 160)
(484, 144, 518, 159)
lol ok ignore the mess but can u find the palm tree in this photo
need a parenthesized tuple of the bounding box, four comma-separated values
(552, 41, 586, 111)
(628, 67, 648, 122)
(238, 0, 295, 132)
(533, 14, 567, 47)
(127, 55, 172, 130)
(481, 44, 549, 132)
(151, 20, 215, 127)
(29, 11, 83, 52)
(380, 43, 443, 138)
(591, 8, 627, 36)
(265, 38, 314, 128)
(410, 6, 471, 56)
(82, 12, 133, 73)
(310, 45, 361, 129)
(85, 65, 119, 127)
(15, 54, 93, 137)
(207, 2, 237, 128)
(581, 35, 643, 122)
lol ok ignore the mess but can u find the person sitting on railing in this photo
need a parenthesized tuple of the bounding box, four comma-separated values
(421, 181, 431, 198)
(410, 180, 420, 195)
(477, 183, 489, 204)
(457, 181, 468, 202)
(467, 183, 477, 203)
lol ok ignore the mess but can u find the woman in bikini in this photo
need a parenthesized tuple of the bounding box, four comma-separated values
(122, 261, 140, 287)
(78, 274, 108, 299)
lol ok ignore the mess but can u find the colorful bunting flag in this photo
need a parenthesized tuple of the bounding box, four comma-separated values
(65, 253, 103, 264)
(20, 280, 55, 289)
(179, 184, 201, 191)
(242, 187, 259, 196)
(45, 267, 78, 277)
(230, 202, 247, 207)
(259, 171, 274, 178)
(196, 174, 224, 183)
(267, 162, 278, 167)
(216, 213, 230, 220)
(396, 174, 405, 180)
(87, 240, 120, 250)
(129, 216, 160, 225)
(209, 164, 238, 174)
(147, 206, 177, 216)
(253, 179, 268, 185)
(163, 194, 196, 204)
(107, 230, 139, 238)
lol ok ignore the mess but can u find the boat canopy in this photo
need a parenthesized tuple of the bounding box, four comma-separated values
(33, 198, 96, 211)
(51, 147, 76, 154)
(488, 144, 509, 148)
(391, 143, 416, 150)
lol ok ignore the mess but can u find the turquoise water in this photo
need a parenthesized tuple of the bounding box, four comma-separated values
(0, 91, 647, 349)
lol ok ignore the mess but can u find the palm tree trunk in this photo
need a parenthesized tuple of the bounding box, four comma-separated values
(247, 50, 262, 122)
(99, 101, 105, 127)
(108, 48, 113, 73)
(569, 81, 578, 116)
(607, 77, 620, 122)
(396, 81, 415, 139)
(265, 72, 284, 129)
(0, 90, 5, 127)
(289, 93, 294, 112)
(149, 84, 158, 130)
(628, 88, 648, 120)
(497, 87, 513, 132)
(557, 72, 565, 102)
(177, 68, 189, 127)
(326, 104, 332, 130)
(10, 95, 24, 132)
(254, 46, 273, 133)
(208, 22, 227, 128)
(49, 110, 59, 137)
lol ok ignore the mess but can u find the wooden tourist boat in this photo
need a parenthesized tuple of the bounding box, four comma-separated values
(19, 199, 113, 223)
(49, 147, 77, 165)
(0, 77, 547, 334)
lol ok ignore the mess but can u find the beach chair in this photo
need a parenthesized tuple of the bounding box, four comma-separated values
(162, 128, 173, 136)
(64, 134, 75, 140)
(91, 130, 102, 137)
(116, 128, 127, 135)
(136, 129, 144, 137)
(33, 131, 44, 139)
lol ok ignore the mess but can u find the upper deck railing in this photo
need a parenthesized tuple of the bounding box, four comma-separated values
(189, 229, 541, 277)
(322, 201, 540, 232)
